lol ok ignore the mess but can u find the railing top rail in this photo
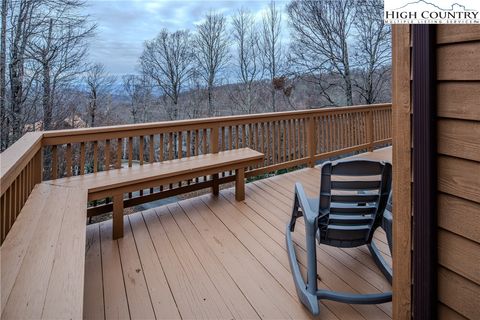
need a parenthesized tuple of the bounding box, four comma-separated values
(41, 103, 391, 143)
(1, 132, 43, 194)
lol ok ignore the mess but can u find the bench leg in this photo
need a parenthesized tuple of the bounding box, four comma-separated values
(112, 193, 124, 239)
(235, 168, 245, 201)
(212, 173, 219, 196)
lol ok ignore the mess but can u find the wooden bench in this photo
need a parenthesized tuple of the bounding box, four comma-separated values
(0, 148, 262, 319)
(48, 148, 263, 239)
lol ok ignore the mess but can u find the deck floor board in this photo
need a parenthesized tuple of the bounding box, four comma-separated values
(84, 148, 393, 319)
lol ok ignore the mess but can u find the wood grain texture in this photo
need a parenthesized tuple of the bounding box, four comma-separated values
(438, 266, 480, 320)
(438, 119, 480, 162)
(83, 224, 105, 320)
(437, 41, 480, 80)
(82, 148, 393, 320)
(438, 193, 480, 243)
(1, 185, 86, 320)
(438, 156, 480, 204)
(438, 303, 468, 320)
(438, 228, 480, 285)
(437, 82, 480, 121)
(391, 24, 412, 320)
(437, 25, 480, 44)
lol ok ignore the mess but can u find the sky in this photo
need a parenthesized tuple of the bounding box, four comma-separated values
(83, 0, 289, 76)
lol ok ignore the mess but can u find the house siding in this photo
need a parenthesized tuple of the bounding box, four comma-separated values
(435, 25, 480, 320)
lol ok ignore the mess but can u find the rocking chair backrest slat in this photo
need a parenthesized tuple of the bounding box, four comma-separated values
(331, 180, 382, 190)
(318, 160, 392, 246)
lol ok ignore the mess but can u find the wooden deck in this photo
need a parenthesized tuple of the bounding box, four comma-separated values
(83, 148, 392, 320)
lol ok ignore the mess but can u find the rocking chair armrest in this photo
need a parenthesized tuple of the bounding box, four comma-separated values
(294, 183, 318, 225)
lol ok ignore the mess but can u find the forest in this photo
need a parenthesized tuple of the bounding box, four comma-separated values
(0, 0, 391, 151)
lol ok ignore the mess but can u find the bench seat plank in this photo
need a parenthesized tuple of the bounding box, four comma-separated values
(47, 148, 263, 198)
(1, 185, 86, 320)
(0, 184, 51, 312)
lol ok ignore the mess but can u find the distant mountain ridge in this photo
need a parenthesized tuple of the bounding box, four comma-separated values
(393, 0, 475, 11)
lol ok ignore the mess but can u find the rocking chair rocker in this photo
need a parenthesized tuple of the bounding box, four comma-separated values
(286, 160, 393, 315)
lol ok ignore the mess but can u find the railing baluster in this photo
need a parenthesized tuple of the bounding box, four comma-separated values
(159, 134, 164, 161)
(202, 129, 207, 154)
(168, 133, 173, 160)
(266, 122, 271, 166)
(93, 141, 98, 173)
(149, 135, 155, 193)
(149, 135, 154, 163)
(80, 142, 86, 174)
(52, 145, 58, 180)
(116, 138, 122, 169)
(128, 137, 133, 167)
(66, 143, 73, 177)
(139, 136, 144, 165)
(186, 131, 191, 157)
(367, 109, 374, 151)
(105, 140, 110, 171)
(235, 125, 239, 149)
(260, 123, 265, 166)
(178, 131, 182, 159)
(195, 130, 200, 155)
(159, 133, 164, 190)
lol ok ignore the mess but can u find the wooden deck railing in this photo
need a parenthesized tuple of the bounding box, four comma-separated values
(0, 103, 391, 243)
(0, 132, 43, 242)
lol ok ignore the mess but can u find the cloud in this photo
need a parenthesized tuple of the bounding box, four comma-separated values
(83, 0, 289, 75)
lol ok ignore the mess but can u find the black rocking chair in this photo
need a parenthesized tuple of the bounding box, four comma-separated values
(286, 159, 393, 315)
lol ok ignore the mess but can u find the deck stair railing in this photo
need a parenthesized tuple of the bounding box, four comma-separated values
(0, 103, 391, 244)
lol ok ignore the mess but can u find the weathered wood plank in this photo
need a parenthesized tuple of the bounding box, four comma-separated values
(437, 25, 480, 44)
(438, 193, 480, 243)
(83, 224, 105, 320)
(100, 221, 130, 319)
(392, 24, 412, 320)
(438, 228, 480, 285)
(438, 156, 480, 203)
(42, 187, 87, 319)
(437, 82, 480, 121)
(438, 266, 480, 320)
(438, 119, 480, 162)
(117, 216, 156, 319)
(437, 42, 480, 80)
(127, 213, 181, 319)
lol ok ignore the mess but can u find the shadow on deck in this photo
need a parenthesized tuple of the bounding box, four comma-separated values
(84, 148, 392, 320)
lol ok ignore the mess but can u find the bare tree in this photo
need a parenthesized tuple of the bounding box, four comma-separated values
(26, 0, 95, 130)
(261, 0, 283, 112)
(140, 29, 192, 120)
(194, 11, 229, 116)
(231, 8, 262, 113)
(122, 74, 153, 124)
(85, 63, 115, 127)
(7, 0, 43, 141)
(1, 0, 8, 150)
(287, 0, 356, 106)
(353, 0, 391, 104)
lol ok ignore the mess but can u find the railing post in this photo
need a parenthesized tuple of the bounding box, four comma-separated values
(306, 116, 316, 168)
(367, 109, 374, 152)
(210, 126, 220, 195)
(34, 150, 43, 184)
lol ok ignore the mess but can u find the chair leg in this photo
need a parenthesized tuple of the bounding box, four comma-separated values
(368, 241, 393, 284)
(286, 200, 320, 315)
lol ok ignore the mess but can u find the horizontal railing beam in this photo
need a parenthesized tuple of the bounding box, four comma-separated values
(1, 132, 43, 196)
(41, 104, 391, 146)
